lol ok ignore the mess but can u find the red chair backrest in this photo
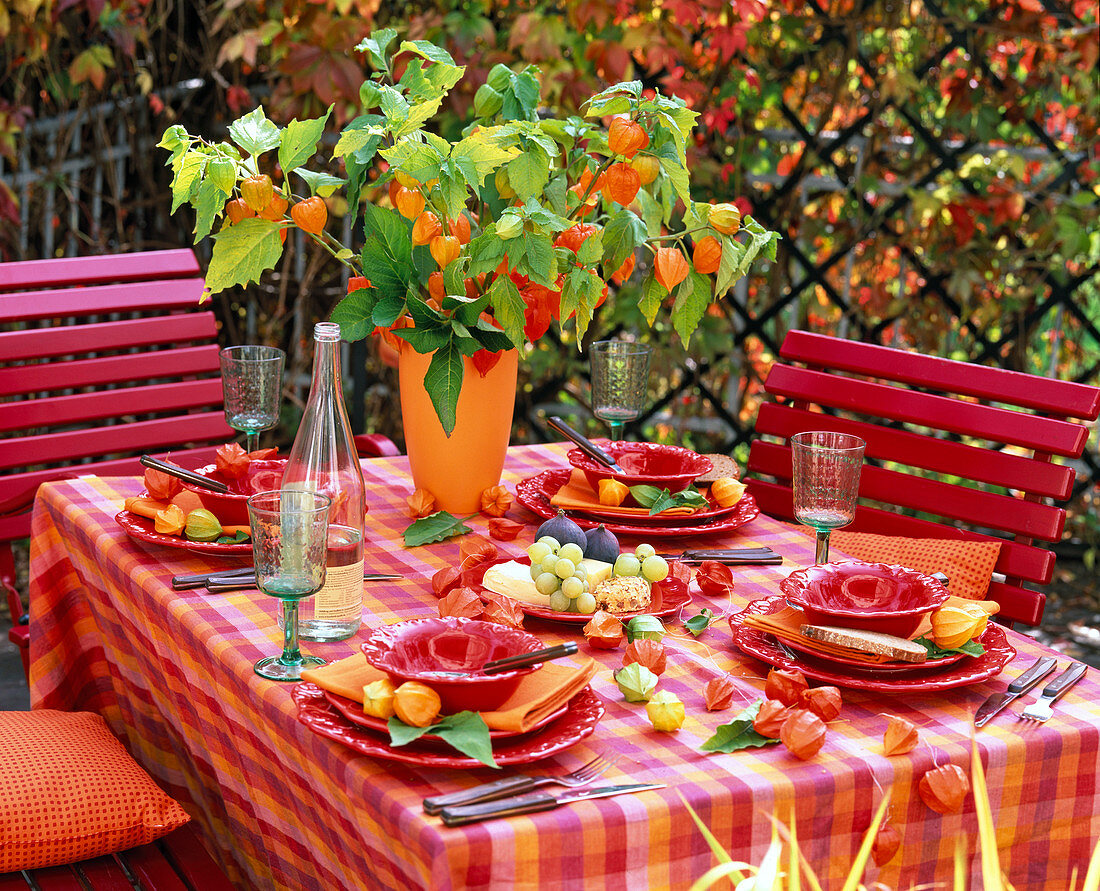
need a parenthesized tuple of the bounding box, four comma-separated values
(0, 248, 233, 543)
(746, 330, 1100, 627)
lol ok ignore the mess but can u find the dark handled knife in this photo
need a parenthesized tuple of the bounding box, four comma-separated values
(974, 655, 1058, 728)
(439, 783, 665, 826)
(547, 416, 624, 472)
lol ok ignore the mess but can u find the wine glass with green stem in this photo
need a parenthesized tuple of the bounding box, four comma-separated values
(589, 340, 653, 442)
(220, 345, 285, 453)
(791, 431, 865, 564)
(247, 489, 331, 681)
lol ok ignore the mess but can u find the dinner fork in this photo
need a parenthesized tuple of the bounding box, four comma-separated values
(423, 753, 617, 815)
(1018, 662, 1087, 723)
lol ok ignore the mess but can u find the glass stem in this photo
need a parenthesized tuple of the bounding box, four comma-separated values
(814, 530, 831, 564)
(609, 421, 624, 442)
(279, 599, 303, 666)
(245, 431, 259, 453)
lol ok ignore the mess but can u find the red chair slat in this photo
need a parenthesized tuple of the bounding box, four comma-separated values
(0, 278, 206, 323)
(780, 329, 1100, 420)
(0, 380, 226, 433)
(120, 846, 189, 891)
(354, 432, 402, 457)
(755, 402, 1076, 500)
(0, 249, 200, 291)
(0, 314, 218, 362)
(157, 824, 237, 890)
(73, 856, 133, 890)
(3, 866, 85, 890)
(765, 364, 1088, 457)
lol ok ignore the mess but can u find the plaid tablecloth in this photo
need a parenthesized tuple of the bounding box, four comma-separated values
(28, 444, 1099, 890)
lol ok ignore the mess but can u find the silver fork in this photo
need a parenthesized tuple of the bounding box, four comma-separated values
(1018, 662, 1087, 722)
(423, 753, 617, 815)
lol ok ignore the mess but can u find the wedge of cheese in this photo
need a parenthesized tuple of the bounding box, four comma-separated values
(480, 560, 551, 607)
(578, 558, 613, 588)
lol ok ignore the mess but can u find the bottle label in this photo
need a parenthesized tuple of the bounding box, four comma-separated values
(313, 559, 364, 622)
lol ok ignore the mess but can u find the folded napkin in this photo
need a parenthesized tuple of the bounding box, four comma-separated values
(301, 653, 598, 734)
(550, 468, 699, 518)
(828, 531, 1002, 600)
(741, 606, 894, 664)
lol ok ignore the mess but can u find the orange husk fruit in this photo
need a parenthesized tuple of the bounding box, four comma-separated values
(693, 236, 723, 275)
(407, 488, 436, 518)
(704, 676, 736, 711)
(882, 715, 920, 756)
(459, 535, 498, 570)
(623, 639, 666, 675)
(393, 681, 441, 727)
(801, 686, 842, 722)
(479, 485, 513, 517)
(780, 709, 827, 759)
(481, 592, 525, 629)
(604, 162, 641, 206)
(487, 518, 524, 541)
(153, 503, 186, 535)
(765, 668, 809, 706)
(654, 247, 690, 291)
(584, 611, 624, 649)
(215, 442, 251, 479)
(438, 587, 485, 620)
(431, 565, 462, 598)
(753, 699, 792, 739)
(918, 764, 969, 813)
(143, 465, 182, 501)
(872, 822, 902, 866)
(695, 561, 736, 597)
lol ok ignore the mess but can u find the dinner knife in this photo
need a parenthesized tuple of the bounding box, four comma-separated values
(439, 783, 665, 826)
(973, 656, 1058, 728)
(204, 571, 402, 592)
(547, 416, 624, 472)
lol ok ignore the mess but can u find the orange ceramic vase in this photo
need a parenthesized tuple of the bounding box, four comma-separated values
(398, 348, 518, 514)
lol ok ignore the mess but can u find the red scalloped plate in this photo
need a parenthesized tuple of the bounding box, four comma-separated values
(114, 511, 253, 556)
(515, 469, 759, 537)
(294, 683, 604, 768)
(462, 557, 692, 625)
(779, 627, 966, 674)
(729, 596, 1015, 692)
(322, 690, 568, 742)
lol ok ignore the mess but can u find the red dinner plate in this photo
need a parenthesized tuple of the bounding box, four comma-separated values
(729, 596, 1015, 693)
(515, 469, 759, 537)
(322, 690, 568, 742)
(462, 557, 692, 625)
(294, 683, 604, 768)
(114, 511, 253, 556)
(779, 629, 966, 674)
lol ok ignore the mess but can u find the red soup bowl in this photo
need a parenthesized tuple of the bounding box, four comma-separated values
(179, 459, 287, 526)
(362, 617, 545, 714)
(567, 441, 713, 493)
(780, 560, 950, 639)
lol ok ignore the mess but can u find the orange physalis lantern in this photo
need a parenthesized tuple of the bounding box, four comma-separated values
(448, 214, 472, 245)
(765, 668, 809, 707)
(412, 211, 442, 245)
(611, 252, 636, 285)
(406, 488, 436, 519)
(431, 565, 462, 598)
(693, 236, 723, 275)
(654, 247, 690, 292)
(753, 699, 792, 739)
(291, 197, 328, 234)
(215, 442, 251, 480)
(240, 173, 274, 213)
(481, 592, 525, 629)
(918, 764, 969, 813)
(623, 639, 667, 675)
(801, 686, 843, 722)
(584, 611, 624, 649)
(708, 202, 741, 235)
(430, 234, 461, 268)
(225, 198, 255, 224)
(631, 155, 660, 185)
(479, 485, 513, 517)
(394, 186, 425, 220)
(153, 504, 186, 536)
(607, 116, 649, 159)
(487, 518, 524, 541)
(780, 709, 827, 759)
(603, 162, 641, 206)
(882, 715, 920, 756)
(438, 587, 485, 620)
(554, 223, 599, 256)
(459, 535, 498, 570)
(259, 193, 289, 222)
(872, 823, 902, 866)
(704, 676, 736, 711)
(695, 561, 736, 598)
(428, 271, 446, 301)
(143, 464, 182, 501)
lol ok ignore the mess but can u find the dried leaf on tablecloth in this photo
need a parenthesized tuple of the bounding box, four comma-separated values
(215, 443, 251, 479)
(623, 639, 667, 675)
(780, 709, 827, 760)
(584, 611, 624, 649)
(801, 686, 842, 722)
(683, 608, 715, 638)
(438, 587, 484, 620)
(143, 465, 182, 501)
(704, 676, 736, 711)
(487, 518, 524, 541)
(406, 488, 436, 519)
(700, 700, 779, 752)
(765, 668, 809, 707)
(479, 485, 513, 518)
(752, 699, 792, 739)
(873, 822, 902, 866)
(481, 592, 524, 629)
(882, 715, 920, 756)
(431, 565, 463, 598)
(695, 561, 736, 597)
(404, 511, 472, 547)
(459, 534, 498, 570)
(918, 764, 969, 814)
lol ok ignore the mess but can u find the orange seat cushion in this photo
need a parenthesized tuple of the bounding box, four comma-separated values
(0, 710, 191, 873)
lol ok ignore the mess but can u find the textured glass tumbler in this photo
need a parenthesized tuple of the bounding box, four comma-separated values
(220, 345, 285, 453)
(589, 341, 652, 441)
(791, 431, 865, 564)
(247, 489, 331, 681)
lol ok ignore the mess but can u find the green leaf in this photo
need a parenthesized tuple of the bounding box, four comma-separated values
(658, 154, 692, 207)
(398, 39, 458, 67)
(380, 140, 445, 185)
(356, 29, 398, 69)
(205, 218, 284, 295)
(684, 609, 715, 637)
(423, 338, 465, 436)
(403, 510, 473, 546)
(523, 234, 557, 286)
(913, 636, 985, 658)
(228, 107, 282, 157)
(388, 711, 497, 768)
(331, 287, 381, 342)
(638, 275, 664, 327)
(701, 701, 780, 753)
(170, 151, 207, 213)
(278, 109, 331, 174)
(602, 208, 647, 276)
(453, 129, 521, 183)
(641, 486, 709, 515)
(193, 179, 226, 242)
(487, 271, 526, 349)
(671, 272, 713, 347)
(295, 169, 346, 198)
(333, 126, 385, 161)
(506, 147, 550, 200)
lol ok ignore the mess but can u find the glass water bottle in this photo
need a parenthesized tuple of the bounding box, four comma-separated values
(283, 322, 365, 641)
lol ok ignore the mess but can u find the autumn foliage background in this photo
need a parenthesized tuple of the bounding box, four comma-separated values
(2, 0, 1097, 529)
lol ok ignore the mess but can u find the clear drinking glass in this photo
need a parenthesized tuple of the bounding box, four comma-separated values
(589, 340, 652, 441)
(791, 431, 866, 564)
(247, 489, 331, 681)
(220, 345, 285, 453)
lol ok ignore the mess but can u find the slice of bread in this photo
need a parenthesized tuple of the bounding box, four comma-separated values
(799, 624, 928, 663)
(696, 454, 741, 484)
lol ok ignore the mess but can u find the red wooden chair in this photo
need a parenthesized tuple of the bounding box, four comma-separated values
(746, 330, 1100, 627)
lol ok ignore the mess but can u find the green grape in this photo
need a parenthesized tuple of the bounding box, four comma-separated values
(634, 543, 656, 560)
(540, 552, 561, 574)
(527, 541, 553, 564)
(560, 576, 585, 599)
(641, 554, 670, 582)
(572, 563, 588, 580)
(535, 572, 561, 597)
(558, 542, 584, 564)
(553, 556, 578, 580)
(548, 590, 570, 612)
(575, 592, 597, 615)
(530, 562, 543, 581)
(537, 536, 561, 552)
(614, 553, 642, 577)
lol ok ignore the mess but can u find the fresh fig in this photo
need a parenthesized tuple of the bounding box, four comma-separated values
(584, 524, 620, 564)
(535, 510, 588, 553)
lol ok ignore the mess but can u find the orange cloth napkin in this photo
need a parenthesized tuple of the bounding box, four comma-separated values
(301, 653, 598, 734)
(741, 606, 894, 664)
(550, 468, 699, 518)
(829, 531, 1002, 600)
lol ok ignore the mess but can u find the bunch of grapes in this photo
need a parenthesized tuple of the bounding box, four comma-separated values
(612, 543, 670, 582)
(526, 537, 597, 614)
